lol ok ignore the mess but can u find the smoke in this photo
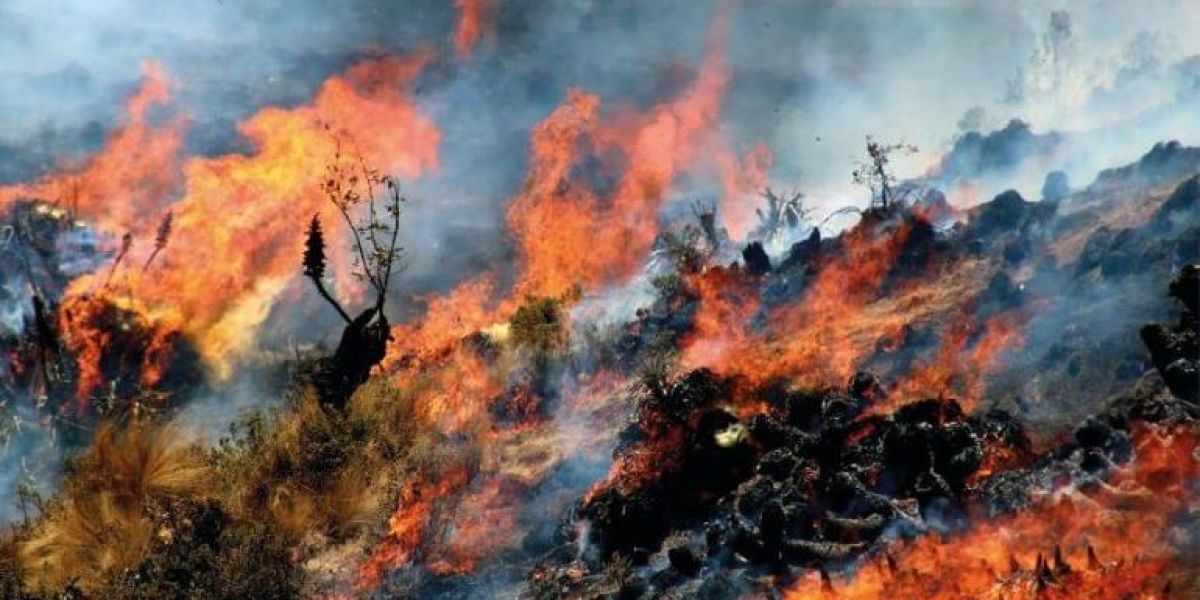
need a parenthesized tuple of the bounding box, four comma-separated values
(3, 1, 1198, 305)
(2, 0, 1198, 538)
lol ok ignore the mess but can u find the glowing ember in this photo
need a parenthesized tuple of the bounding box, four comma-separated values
(785, 425, 1199, 600)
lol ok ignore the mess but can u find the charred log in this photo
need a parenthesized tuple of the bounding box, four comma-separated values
(313, 307, 390, 411)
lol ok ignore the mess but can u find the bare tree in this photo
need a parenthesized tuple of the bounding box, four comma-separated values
(852, 137, 917, 210)
(319, 139, 405, 317)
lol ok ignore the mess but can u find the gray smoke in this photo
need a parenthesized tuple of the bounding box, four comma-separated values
(3, 1, 1199, 307)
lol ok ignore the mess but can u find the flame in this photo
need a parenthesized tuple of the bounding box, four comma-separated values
(454, 0, 496, 60)
(56, 294, 182, 411)
(716, 142, 774, 240)
(679, 266, 762, 370)
(784, 424, 1200, 600)
(35, 54, 440, 383)
(427, 476, 524, 575)
(0, 61, 183, 232)
(681, 217, 918, 392)
(357, 464, 473, 591)
(506, 7, 732, 298)
(877, 311, 1026, 414)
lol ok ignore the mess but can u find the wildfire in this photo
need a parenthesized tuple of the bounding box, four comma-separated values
(878, 310, 1026, 415)
(681, 216, 919, 391)
(357, 464, 473, 591)
(0, 61, 183, 233)
(784, 424, 1199, 600)
(7, 53, 442, 394)
(505, 6, 772, 298)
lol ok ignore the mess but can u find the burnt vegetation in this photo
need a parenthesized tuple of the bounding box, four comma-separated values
(0, 136, 1198, 600)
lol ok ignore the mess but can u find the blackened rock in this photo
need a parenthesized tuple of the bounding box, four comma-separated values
(1169, 263, 1199, 316)
(934, 421, 984, 487)
(1141, 324, 1199, 402)
(1162, 359, 1199, 402)
(757, 448, 800, 481)
(667, 544, 702, 576)
(820, 392, 868, 427)
(979, 271, 1022, 315)
(1107, 429, 1133, 464)
(913, 469, 953, 508)
(759, 500, 787, 550)
(734, 475, 778, 517)
(781, 227, 821, 271)
(897, 215, 937, 272)
(826, 471, 893, 516)
(582, 487, 666, 554)
(748, 413, 816, 451)
(1003, 239, 1030, 264)
(892, 398, 966, 424)
(1152, 175, 1199, 232)
(704, 521, 727, 556)
(969, 189, 1032, 238)
(696, 571, 739, 600)
(971, 408, 1032, 455)
(822, 513, 886, 542)
(780, 539, 864, 565)
(1080, 447, 1111, 473)
(617, 578, 648, 600)
(742, 242, 772, 276)
(1074, 416, 1114, 449)
(728, 521, 769, 562)
(1042, 170, 1070, 202)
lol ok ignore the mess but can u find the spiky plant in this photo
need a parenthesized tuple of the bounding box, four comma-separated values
(103, 232, 134, 287)
(303, 214, 351, 323)
(142, 211, 172, 271)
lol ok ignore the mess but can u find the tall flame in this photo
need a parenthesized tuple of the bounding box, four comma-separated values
(0, 61, 183, 232)
(28, 54, 441, 381)
(506, 7, 732, 298)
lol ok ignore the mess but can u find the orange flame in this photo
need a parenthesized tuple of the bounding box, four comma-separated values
(682, 217, 916, 393)
(876, 311, 1026, 414)
(357, 464, 473, 591)
(33, 54, 440, 383)
(506, 8, 732, 299)
(427, 476, 524, 575)
(784, 424, 1199, 600)
(0, 61, 183, 232)
(716, 142, 774, 240)
(453, 0, 497, 60)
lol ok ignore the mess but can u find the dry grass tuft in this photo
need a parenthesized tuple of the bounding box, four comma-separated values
(19, 422, 208, 592)
(215, 376, 419, 541)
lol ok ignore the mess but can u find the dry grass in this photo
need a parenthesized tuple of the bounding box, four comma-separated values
(215, 376, 420, 541)
(5, 372, 446, 596)
(18, 423, 209, 592)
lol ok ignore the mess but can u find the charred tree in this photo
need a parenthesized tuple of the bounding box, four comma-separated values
(303, 142, 404, 411)
(853, 137, 917, 211)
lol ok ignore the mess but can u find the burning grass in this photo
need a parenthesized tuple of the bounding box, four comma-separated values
(0, 13, 1197, 597)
